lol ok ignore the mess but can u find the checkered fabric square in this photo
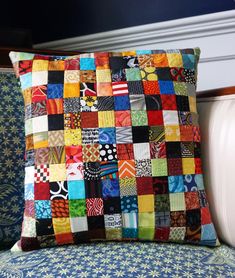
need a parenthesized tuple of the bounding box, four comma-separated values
(10, 49, 218, 251)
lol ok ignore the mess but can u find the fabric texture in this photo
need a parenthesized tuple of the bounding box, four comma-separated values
(9, 49, 218, 251)
(0, 242, 235, 277)
(0, 72, 25, 249)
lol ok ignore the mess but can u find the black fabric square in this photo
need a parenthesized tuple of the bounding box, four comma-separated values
(36, 219, 54, 236)
(99, 144, 117, 162)
(132, 126, 149, 143)
(85, 180, 102, 198)
(50, 181, 68, 199)
(87, 215, 105, 230)
(73, 231, 90, 243)
(166, 142, 181, 158)
(88, 229, 106, 239)
(145, 95, 162, 110)
(84, 162, 101, 180)
(156, 68, 172, 81)
(48, 114, 64, 131)
(152, 177, 169, 194)
(176, 96, 190, 111)
(186, 209, 201, 227)
(109, 56, 126, 69)
(127, 81, 144, 95)
(111, 69, 126, 82)
(97, 97, 114, 111)
(48, 71, 64, 84)
(180, 49, 194, 54)
(194, 142, 201, 158)
(103, 197, 121, 214)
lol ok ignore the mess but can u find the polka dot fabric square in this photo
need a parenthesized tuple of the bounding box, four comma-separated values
(9, 48, 218, 251)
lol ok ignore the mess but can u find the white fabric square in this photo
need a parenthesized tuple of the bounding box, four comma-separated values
(22, 217, 36, 237)
(70, 217, 88, 233)
(163, 110, 179, 125)
(25, 119, 33, 136)
(66, 163, 84, 181)
(122, 212, 137, 229)
(32, 71, 48, 86)
(32, 115, 48, 133)
(64, 70, 80, 83)
(25, 166, 35, 184)
(133, 143, 150, 159)
(104, 214, 122, 228)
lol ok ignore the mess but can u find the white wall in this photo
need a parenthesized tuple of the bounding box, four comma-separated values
(35, 10, 235, 91)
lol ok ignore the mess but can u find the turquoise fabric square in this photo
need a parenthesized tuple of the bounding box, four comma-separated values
(68, 180, 85, 199)
(168, 175, 184, 193)
(182, 54, 195, 69)
(136, 50, 152, 55)
(35, 200, 52, 219)
(125, 68, 141, 81)
(201, 224, 217, 244)
(80, 58, 96, 70)
(25, 183, 34, 200)
(20, 72, 32, 90)
(122, 228, 138, 238)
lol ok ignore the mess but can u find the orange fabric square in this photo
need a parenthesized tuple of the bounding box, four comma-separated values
(180, 126, 194, 141)
(81, 112, 98, 128)
(48, 60, 65, 71)
(118, 160, 136, 178)
(55, 233, 74, 245)
(96, 82, 113, 96)
(47, 99, 64, 114)
(185, 192, 200, 210)
(142, 81, 160, 95)
(152, 53, 169, 67)
(95, 52, 110, 69)
(64, 83, 80, 98)
(115, 111, 132, 127)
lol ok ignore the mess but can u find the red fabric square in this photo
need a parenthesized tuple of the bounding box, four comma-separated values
(32, 86, 47, 103)
(116, 144, 134, 160)
(136, 177, 153, 195)
(81, 112, 98, 128)
(201, 207, 212, 225)
(19, 60, 33, 75)
(195, 158, 202, 174)
(185, 192, 200, 210)
(167, 158, 182, 176)
(147, 111, 163, 125)
(143, 81, 160, 95)
(65, 145, 83, 163)
(55, 233, 74, 245)
(65, 59, 80, 70)
(155, 227, 170, 241)
(34, 182, 50, 200)
(95, 52, 109, 69)
(161, 95, 177, 110)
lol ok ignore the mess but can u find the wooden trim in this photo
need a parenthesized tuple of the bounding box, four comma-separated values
(0, 47, 80, 68)
(197, 86, 235, 98)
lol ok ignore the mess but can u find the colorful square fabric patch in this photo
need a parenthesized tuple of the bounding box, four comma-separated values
(10, 48, 218, 251)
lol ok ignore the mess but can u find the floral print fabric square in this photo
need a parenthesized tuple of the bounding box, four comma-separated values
(9, 48, 218, 251)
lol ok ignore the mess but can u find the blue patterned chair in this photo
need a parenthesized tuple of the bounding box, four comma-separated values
(0, 71, 234, 278)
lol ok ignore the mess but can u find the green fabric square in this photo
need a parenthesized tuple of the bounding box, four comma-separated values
(69, 200, 86, 217)
(149, 126, 165, 142)
(131, 111, 148, 126)
(173, 82, 187, 96)
(138, 227, 155, 240)
(125, 68, 141, 81)
(155, 194, 170, 211)
(151, 159, 167, 176)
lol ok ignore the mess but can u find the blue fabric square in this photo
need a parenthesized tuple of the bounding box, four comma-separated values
(80, 58, 96, 70)
(47, 84, 63, 99)
(35, 200, 52, 219)
(25, 183, 34, 200)
(68, 181, 85, 199)
(99, 128, 116, 144)
(201, 224, 217, 244)
(122, 228, 138, 238)
(182, 54, 195, 70)
(136, 50, 152, 55)
(114, 95, 130, 111)
(168, 175, 184, 193)
(102, 179, 120, 198)
(121, 196, 138, 213)
(159, 81, 175, 94)
(20, 72, 32, 90)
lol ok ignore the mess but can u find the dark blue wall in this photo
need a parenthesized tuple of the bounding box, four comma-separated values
(2, 0, 235, 44)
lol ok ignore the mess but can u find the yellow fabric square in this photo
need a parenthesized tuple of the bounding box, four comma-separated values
(33, 132, 48, 149)
(138, 212, 155, 227)
(167, 53, 183, 67)
(48, 60, 65, 71)
(122, 51, 136, 56)
(169, 193, 185, 211)
(182, 158, 195, 174)
(50, 163, 66, 182)
(96, 69, 112, 83)
(138, 195, 154, 212)
(64, 70, 80, 83)
(189, 96, 197, 113)
(64, 83, 80, 98)
(52, 218, 71, 234)
(165, 125, 180, 141)
(98, 111, 115, 127)
(22, 88, 32, 105)
(32, 60, 49, 71)
(64, 129, 82, 146)
(97, 82, 113, 96)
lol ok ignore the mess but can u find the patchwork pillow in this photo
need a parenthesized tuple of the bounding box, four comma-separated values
(10, 49, 218, 251)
